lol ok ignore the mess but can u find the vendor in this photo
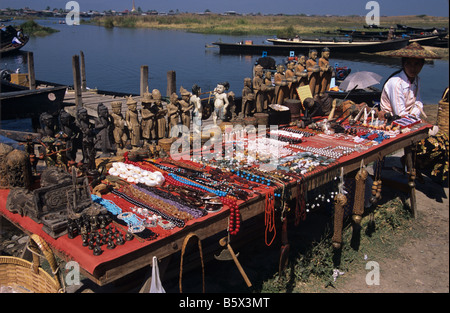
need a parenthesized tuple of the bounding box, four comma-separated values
(380, 42, 440, 119)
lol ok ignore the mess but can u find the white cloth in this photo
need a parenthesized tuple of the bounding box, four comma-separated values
(380, 70, 424, 118)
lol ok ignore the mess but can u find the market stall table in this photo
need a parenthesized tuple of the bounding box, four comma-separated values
(0, 122, 432, 288)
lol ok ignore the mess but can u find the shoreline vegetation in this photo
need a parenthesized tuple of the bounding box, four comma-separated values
(85, 14, 449, 37)
(19, 20, 59, 36)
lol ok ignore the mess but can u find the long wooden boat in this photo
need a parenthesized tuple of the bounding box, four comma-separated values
(0, 79, 67, 120)
(0, 36, 29, 55)
(213, 38, 409, 55)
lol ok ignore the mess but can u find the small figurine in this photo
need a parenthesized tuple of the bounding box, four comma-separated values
(190, 84, 203, 134)
(285, 60, 298, 99)
(94, 103, 113, 157)
(293, 54, 309, 99)
(319, 47, 333, 97)
(263, 71, 275, 107)
(306, 49, 321, 99)
(58, 110, 80, 165)
(167, 92, 181, 137)
(110, 101, 129, 151)
(212, 82, 229, 125)
(242, 77, 255, 117)
(140, 92, 155, 146)
(125, 96, 141, 149)
(38, 112, 57, 138)
(274, 64, 289, 104)
(252, 65, 265, 113)
(179, 87, 194, 130)
(152, 89, 167, 141)
(76, 107, 97, 172)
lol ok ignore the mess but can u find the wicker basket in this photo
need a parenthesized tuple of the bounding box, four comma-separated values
(0, 234, 63, 293)
(436, 87, 449, 135)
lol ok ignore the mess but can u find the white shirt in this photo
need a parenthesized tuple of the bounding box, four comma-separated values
(380, 70, 423, 118)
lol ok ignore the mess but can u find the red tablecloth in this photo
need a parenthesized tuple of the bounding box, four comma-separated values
(0, 188, 229, 275)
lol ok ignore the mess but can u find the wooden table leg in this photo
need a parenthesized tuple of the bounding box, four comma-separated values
(404, 146, 418, 219)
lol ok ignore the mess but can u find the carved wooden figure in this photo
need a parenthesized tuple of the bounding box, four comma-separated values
(319, 47, 333, 96)
(110, 101, 129, 150)
(125, 96, 141, 149)
(140, 92, 155, 145)
(306, 49, 320, 98)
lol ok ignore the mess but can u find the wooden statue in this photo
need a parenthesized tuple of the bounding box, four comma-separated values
(94, 103, 113, 157)
(152, 89, 167, 141)
(285, 60, 298, 99)
(294, 54, 309, 89)
(253, 65, 265, 113)
(167, 92, 181, 137)
(190, 84, 203, 134)
(306, 49, 320, 99)
(110, 101, 129, 150)
(58, 110, 80, 164)
(125, 96, 141, 149)
(38, 112, 57, 138)
(180, 86, 194, 130)
(319, 47, 333, 96)
(274, 64, 289, 104)
(76, 106, 96, 171)
(263, 71, 275, 106)
(140, 91, 155, 146)
(242, 77, 255, 117)
(213, 83, 229, 125)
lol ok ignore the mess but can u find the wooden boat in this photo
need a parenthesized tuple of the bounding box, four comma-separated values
(213, 38, 409, 55)
(0, 78, 67, 120)
(1, 25, 29, 55)
(0, 36, 29, 55)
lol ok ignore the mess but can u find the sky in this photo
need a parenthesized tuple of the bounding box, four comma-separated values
(1, 0, 449, 16)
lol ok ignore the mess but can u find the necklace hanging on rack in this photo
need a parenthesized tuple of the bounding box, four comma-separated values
(265, 190, 276, 246)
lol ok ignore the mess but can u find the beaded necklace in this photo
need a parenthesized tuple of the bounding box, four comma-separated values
(265, 189, 276, 247)
(111, 189, 185, 228)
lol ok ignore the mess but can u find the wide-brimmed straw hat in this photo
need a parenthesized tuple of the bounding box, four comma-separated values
(387, 42, 441, 59)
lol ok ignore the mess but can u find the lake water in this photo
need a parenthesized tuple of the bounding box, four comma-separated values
(2, 18, 449, 105)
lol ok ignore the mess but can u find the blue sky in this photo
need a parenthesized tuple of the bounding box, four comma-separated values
(1, 0, 448, 16)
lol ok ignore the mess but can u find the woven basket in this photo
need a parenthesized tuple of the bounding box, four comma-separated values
(436, 87, 449, 135)
(0, 234, 63, 293)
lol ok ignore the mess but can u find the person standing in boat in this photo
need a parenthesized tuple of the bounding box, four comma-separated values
(380, 42, 440, 119)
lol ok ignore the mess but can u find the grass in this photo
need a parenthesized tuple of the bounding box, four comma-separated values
(86, 14, 449, 36)
(19, 20, 59, 37)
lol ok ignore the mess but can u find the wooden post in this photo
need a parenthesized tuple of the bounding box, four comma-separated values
(140, 65, 149, 96)
(166, 70, 176, 97)
(80, 50, 87, 92)
(72, 55, 82, 107)
(27, 52, 36, 90)
(404, 146, 418, 219)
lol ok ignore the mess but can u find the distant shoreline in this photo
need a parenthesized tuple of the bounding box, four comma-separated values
(84, 14, 449, 36)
